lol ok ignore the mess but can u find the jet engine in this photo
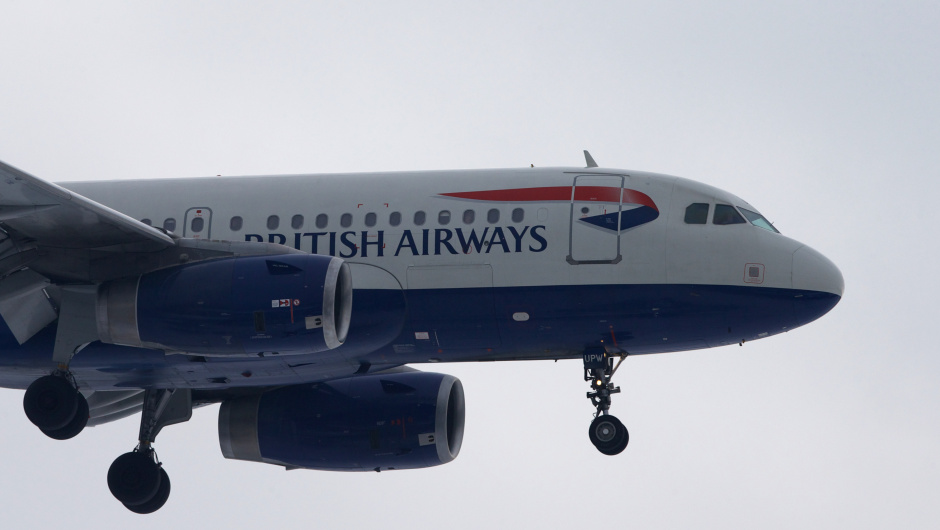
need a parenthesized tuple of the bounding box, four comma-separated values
(96, 254, 352, 356)
(218, 371, 465, 471)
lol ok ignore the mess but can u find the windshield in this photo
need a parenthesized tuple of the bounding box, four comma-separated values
(739, 207, 779, 233)
(713, 204, 746, 225)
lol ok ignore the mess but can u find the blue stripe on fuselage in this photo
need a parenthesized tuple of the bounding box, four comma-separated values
(0, 284, 840, 390)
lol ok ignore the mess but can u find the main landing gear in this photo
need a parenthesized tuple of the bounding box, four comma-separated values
(108, 388, 191, 514)
(23, 372, 89, 440)
(583, 348, 629, 455)
(108, 449, 171, 514)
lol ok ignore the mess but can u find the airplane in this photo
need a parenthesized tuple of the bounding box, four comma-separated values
(0, 151, 842, 513)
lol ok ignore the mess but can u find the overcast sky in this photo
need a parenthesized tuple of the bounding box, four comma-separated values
(0, 1, 938, 528)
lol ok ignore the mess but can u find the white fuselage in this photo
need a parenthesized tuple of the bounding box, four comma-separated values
(64, 167, 839, 294)
(0, 166, 843, 391)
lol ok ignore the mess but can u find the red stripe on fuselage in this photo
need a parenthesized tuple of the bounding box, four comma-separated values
(440, 186, 657, 211)
(441, 186, 572, 202)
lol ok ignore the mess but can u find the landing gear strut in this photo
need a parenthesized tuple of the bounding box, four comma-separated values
(23, 372, 89, 440)
(108, 389, 191, 514)
(583, 348, 629, 455)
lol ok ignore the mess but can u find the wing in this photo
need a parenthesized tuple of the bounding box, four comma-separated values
(0, 159, 175, 350)
(0, 160, 306, 354)
(0, 160, 174, 274)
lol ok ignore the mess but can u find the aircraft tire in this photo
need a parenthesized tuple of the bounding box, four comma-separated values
(589, 415, 629, 456)
(23, 375, 79, 431)
(40, 393, 89, 440)
(108, 451, 162, 507)
(124, 468, 170, 514)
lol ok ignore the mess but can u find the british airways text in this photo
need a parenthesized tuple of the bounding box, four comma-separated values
(245, 226, 548, 258)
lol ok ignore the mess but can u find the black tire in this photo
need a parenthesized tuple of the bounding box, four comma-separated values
(23, 375, 79, 431)
(588, 415, 629, 456)
(40, 392, 89, 440)
(108, 451, 162, 506)
(124, 468, 170, 514)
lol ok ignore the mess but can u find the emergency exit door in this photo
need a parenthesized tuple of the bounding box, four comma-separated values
(183, 207, 212, 239)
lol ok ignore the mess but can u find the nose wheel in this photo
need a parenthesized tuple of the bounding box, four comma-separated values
(589, 415, 629, 455)
(583, 348, 629, 455)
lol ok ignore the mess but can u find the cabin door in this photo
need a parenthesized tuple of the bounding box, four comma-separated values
(567, 175, 624, 264)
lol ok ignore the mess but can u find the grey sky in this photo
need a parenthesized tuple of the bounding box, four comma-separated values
(0, 1, 937, 528)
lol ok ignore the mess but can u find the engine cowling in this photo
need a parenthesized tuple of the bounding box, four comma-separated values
(218, 371, 465, 471)
(96, 254, 352, 356)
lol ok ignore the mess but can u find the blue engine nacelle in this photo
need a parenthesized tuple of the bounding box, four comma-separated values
(217, 371, 465, 471)
(96, 254, 352, 356)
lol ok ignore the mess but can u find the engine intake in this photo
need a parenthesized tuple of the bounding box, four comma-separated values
(96, 254, 352, 356)
(218, 371, 465, 471)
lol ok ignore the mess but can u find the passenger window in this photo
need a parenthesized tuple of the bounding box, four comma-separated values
(487, 209, 500, 223)
(365, 212, 377, 227)
(739, 207, 780, 233)
(191, 217, 204, 232)
(713, 204, 746, 225)
(414, 211, 426, 226)
(316, 214, 328, 229)
(511, 208, 524, 223)
(438, 210, 451, 225)
(163, 218, 177, 232)
(463, 210, 475, 224)
(230, 216, 243, 231)
(684, 203, 709, 224)
(390, 212, 402, 226)
(267, 215, 280, 230)
(140, 218, 152, 226)
(340, 213, 352, 228)
(291, 215, 304, 229)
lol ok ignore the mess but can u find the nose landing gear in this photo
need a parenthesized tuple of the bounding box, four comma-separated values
(583, 348, 629, 455)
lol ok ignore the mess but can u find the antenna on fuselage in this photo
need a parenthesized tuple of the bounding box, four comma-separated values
(584, 150, 598, 168)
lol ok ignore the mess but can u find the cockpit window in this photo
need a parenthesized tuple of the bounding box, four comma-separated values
(713, 204, 746, 225)
(739, 207, 779, 233)
(684, 203, 709, 224)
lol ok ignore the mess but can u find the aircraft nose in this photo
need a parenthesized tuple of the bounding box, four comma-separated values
(792, 245, 844, 297)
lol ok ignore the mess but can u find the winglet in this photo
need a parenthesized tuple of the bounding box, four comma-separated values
(584, 150, 598, 168)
